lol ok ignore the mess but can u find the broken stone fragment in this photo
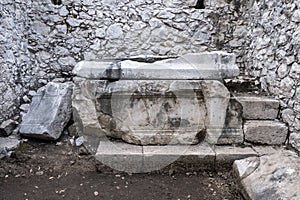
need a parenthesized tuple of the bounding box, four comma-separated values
(19, 82, 73, 140)
(0, 119, 18, 136)
(233, 150, 300, 200)
(0, 136, 21, 159)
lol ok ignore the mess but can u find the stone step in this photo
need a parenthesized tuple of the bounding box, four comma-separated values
(235, 95, 279, 120)
(94, 140, 277, 173)
(244, 120, 288, 145)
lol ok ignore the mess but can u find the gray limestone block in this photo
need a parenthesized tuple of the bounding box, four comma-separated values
(0, 119, 18, 136)
(233, 150, 300, 200)
(244, 120, 288, 145)
(235, 96, 279, 119)
(19, 82, 73, 140)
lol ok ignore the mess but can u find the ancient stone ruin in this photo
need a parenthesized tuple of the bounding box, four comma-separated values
(1, 0, 300, 199)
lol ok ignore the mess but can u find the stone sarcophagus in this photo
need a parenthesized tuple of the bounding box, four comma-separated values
(72, 51, 241, 153)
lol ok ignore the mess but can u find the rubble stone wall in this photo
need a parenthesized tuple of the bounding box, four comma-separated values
(244, 0, 300, 150)
(0, 0, 31, 123)
(0, 0, 248, 123)
(1, 0, 299, 149)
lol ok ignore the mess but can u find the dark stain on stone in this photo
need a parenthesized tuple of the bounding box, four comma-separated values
(97, 93, 112, 115)
(105, 62, 121, 80)
(197, 130, 206, 143)
(163, 102, 172, 112)
(194, 89, 205, 103)
(168, 117, 181, 128)
(195, 0, 205, 9)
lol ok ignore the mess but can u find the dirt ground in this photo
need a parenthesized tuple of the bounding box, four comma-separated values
(0, 139, 243, 200)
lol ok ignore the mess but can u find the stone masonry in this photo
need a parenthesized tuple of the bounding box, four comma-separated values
(0, 0, 299, 152)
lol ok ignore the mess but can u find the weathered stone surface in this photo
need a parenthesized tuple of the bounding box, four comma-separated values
(19, 82, 73, 140)
(235, 96, 279, 119)
(290, 132, 300, 152)
(95, 140, 215, 173)
(143, 144, 215, 172)
(213, 98, 244, 144)
(233, 150, 300, 200)
(0, 136, 21, 159)
(244, 120, 288, 144)
(202, 80, 230, 144)
(72, 78, 108, 154)
(215, 146, 257, 170)
(73, 51, 239, 80)
(0, 119, 18, 136)
(203, 82, 243, 144)
(95, 140, 144, 173)
(73, 77, 241, 146)
(74, 79, 207, 145)
(251, 146, 278, 156)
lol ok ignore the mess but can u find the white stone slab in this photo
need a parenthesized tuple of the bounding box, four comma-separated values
(73, 51, 239, 80)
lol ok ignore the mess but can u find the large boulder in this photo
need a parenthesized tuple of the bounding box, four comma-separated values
(19, 82, 73, 140)
(233, 150, 300, 200)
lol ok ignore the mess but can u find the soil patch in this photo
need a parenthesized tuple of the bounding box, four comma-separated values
(0, 140, 243, 200)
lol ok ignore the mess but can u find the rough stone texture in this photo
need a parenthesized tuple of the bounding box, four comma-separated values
(289, 132, 300, 153)
(214, 146, 257, 170)
(243, 0, 300, 150)
(0, 119, 18, 136)
(0, 1, 31, 124)
(0, 136, 22, 159)
(73, 63, 243, 146)
(74, 79, 208, 145)
(233, 150, 300, 200)
(251, 146, 279, 156)
(213, 98, 244, 144)
(244, 120, 288, 145)
(0, 0, 250, 126)
(20, 82, 73, 140)
(1, 0, 299, 149)
(235, 96, 279, 119)
(73, 52, 239, 80)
